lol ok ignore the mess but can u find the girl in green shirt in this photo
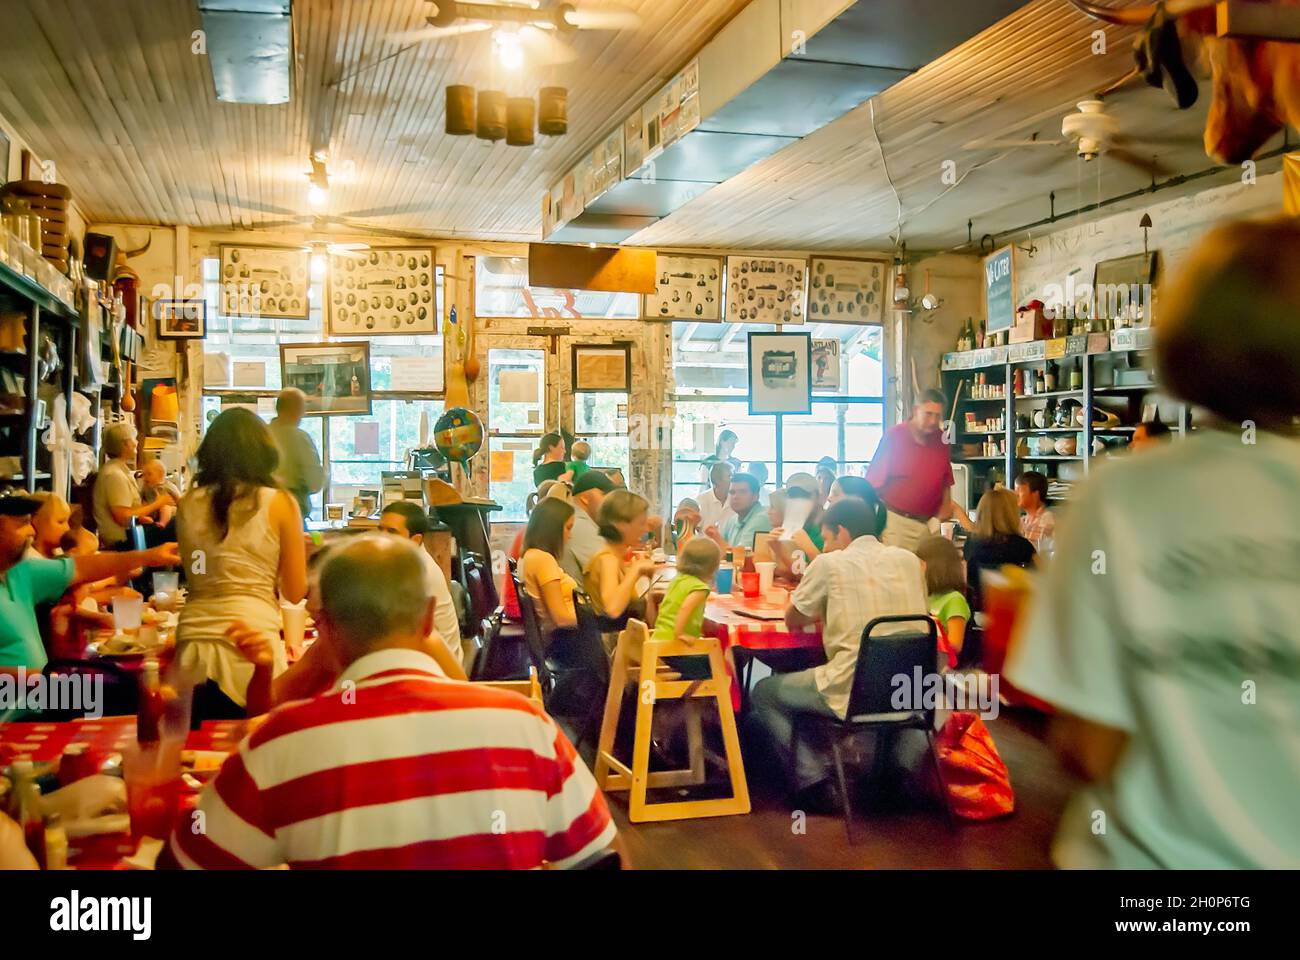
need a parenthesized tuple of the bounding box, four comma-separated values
(651, 538, 723, 680)
(916, 535, 971, 664)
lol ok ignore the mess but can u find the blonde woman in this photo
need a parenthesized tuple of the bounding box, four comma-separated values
(584, 489, 657, 622)
(962, 488, 1034, 612)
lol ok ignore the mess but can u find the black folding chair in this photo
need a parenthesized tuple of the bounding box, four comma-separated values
(789, 614, 956, 843)
(40, 658, 138, 721)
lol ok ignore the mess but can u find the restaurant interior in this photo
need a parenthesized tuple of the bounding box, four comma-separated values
(0, 0, 1296, 883)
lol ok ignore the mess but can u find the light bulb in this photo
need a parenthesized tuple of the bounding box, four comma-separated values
(494, 30, 523, 70)
(308, 182, 328, 208)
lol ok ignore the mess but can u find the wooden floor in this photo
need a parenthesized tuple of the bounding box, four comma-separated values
(582, 709, 1079, 870)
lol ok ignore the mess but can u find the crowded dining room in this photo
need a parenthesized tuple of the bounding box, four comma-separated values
(0, 0, 1295, 925)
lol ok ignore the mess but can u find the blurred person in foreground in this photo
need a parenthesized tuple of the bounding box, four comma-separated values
(1007, 219, 1300, 869)
(268, 388, 325, 523)
(170, 535, 617, 869)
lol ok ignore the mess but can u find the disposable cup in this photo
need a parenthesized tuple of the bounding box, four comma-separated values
(755, 561, 776, 593)
(112, 595, 144, 633)
(281, 600, 308, 660)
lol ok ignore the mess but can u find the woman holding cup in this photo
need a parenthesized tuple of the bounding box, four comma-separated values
(585, 490, 658, 625)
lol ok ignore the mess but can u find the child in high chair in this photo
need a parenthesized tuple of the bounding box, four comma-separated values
(566, 440, 592, 481)
(649, 537, 722, 679)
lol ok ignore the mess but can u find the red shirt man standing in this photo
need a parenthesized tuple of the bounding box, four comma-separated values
(866, 389, 971, 551)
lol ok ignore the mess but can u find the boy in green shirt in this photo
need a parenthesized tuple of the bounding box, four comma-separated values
(566, 440, 592, 481)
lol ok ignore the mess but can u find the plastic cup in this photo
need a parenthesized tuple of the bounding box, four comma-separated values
(715, 567, 733, 594)
(741, 571, 761, 598)
(123, 741, 183, 842)
(111, 595, 144, 633)
(755, 561, 776, 594)
(281, 600, 307, 660)
(152, 571, 179, 597)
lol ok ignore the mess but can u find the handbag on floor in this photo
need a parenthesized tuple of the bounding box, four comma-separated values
(934, 711, 1015, 820)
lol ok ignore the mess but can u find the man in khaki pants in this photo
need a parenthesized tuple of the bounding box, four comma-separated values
(866, 389, 971, 551)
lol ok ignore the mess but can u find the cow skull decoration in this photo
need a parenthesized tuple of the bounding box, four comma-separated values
(1070, 0, 1300, 164)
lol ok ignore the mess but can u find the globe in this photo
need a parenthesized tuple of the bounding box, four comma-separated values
(433, 407, 484, 464)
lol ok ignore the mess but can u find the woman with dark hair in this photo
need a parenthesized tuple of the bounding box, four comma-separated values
(532, 432, 569, 487)
(715, 429, 742, 470)
(827, 474, 875, 508)
(520, 496, 578, 630)
(962, 488, 1034, 612)
(584, 490, 657, 622)
(177, 408, 308, 718)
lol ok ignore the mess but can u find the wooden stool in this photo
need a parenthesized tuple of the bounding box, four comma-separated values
(594, 620, 750, 822)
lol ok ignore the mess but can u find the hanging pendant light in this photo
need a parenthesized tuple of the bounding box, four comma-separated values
(446, 85, 475, 136)
(507, 97, 536, 146)
(477, 89, 507, 141)
(538, 86, 567, 136)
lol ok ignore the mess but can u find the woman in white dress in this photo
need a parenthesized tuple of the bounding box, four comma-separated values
(177, 408, 307, 718)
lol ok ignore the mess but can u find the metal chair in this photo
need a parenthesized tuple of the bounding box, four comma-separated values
(788, 614, 956, 843)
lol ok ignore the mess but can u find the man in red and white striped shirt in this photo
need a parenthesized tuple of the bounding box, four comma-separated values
(169, 535, 617, 870)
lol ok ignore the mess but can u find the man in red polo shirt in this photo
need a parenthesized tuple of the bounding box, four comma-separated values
(866, 389, 971, 551)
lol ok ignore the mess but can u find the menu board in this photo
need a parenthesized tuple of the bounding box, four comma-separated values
(725, 256, 807, 325)
(327, 247, 437, 335)
(645, 254, 722, 321)
(219, 245, 310, 319)
(984, 245, 1015, 332)
(807, 257, 887, 323)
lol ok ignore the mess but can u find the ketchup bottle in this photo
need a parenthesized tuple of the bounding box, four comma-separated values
(137, 658, 164, 745)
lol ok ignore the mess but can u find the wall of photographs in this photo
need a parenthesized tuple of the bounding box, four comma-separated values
(724, 255, 807, 325)
(327, 246, 437, 335)
(219, 245, 311, 320)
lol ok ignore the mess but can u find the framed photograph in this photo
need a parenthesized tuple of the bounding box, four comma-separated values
(0, 128, 10, 186)
(644, 254, 723, 321)
(725, 256, 807, 325)
(154, 298, 207, 339)
(747, 331, 812, 415)
(219, 244, 311, 320)
(328, 246, 437, 335)
(1093, 251, 1158, 326)
(811, 338, 841, 392)
(572, 343, 631, 392)
(280, 342, 372, 417)
(807, 257, 888, 323)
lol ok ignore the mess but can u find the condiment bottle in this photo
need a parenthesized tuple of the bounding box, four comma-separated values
(137, 658, 164, 745)
(11, 760, 46, 869)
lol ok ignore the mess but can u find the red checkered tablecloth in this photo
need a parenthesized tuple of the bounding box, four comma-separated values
(702, 592, 823, 708)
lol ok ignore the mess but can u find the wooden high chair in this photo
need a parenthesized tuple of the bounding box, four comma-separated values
(593, 619, 750, 822)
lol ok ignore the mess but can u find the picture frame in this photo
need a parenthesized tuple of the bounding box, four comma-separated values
(154, 298, 207, 339)
(807, 257, 888, 324)
(327, 246, 438, 335)
(572, 343, 631, 392)
(219, 244, 311, 320)
(747, 331, 812, 415)
(725, 256, 807, 325)
(280, 341, 372, 417)
(644, 253, 723, 321)
(0, 128, 11, 186)
(1093, 251, 1158, 326)
(811, 338, 841, 392)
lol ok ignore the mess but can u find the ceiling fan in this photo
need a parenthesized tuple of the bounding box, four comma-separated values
(391, 1, 643, 67)
(300, 239, 369, 260)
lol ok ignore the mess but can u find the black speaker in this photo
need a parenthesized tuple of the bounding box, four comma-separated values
(83, 232, 117, 281)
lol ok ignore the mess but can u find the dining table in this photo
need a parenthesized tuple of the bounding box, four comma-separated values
(702, 588, 826, 712)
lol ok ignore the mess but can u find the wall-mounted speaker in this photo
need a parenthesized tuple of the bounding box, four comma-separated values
(83, 232, 118, 281)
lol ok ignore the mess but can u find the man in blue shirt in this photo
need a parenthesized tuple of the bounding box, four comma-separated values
(0, 490, 180, 673)
(706, 473, 772, 552)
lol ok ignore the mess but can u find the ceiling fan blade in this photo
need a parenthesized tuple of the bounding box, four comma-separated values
(966, 138, 1064, 149)
(1095, 67, 1144, 100)
(242, 217, 311, 230)
(561, 6, 643, 30)
(388, 21, 492, 44)
(518, 24, 579, 65)
(1108, 147, 1177, 180)
(1112, 131, 1201, 148)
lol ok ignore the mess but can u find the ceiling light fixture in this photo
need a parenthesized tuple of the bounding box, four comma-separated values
(493, 29, 524, 70)
(307, 156, 330, 208)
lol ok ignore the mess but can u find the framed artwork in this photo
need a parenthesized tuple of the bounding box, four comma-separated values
(280, 341, 372, 417)
(811, 338, 841, 391)
(328, 246, 437, 335)
(725, 256, 807, 325)
(0, 128, 10, 186)
(747, 331, 812, 415)
(807, 257, 888, 323)
(644, 254, 722, 321)
(572, 343, 631, 392)
(154, 298, 207, 339)
(219, 244, 310, 320)
(1093, 251, 1158, 326)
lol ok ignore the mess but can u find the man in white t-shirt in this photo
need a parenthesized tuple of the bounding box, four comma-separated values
(378, 501, 462, 665)
(1008, 219, 1300, 869)
(696, 460, 735, 532)
(749, 497, 927, 809)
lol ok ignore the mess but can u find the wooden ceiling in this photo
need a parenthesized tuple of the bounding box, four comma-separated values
(629, 0, 1288, 253)
(0, 0, 749, 240)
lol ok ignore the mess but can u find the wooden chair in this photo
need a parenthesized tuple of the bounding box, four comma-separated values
(477, 667, 544, 708)
(594, 619, 750, 823)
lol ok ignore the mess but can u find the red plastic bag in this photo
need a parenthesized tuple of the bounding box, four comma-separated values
(935, 711, 1015, 820)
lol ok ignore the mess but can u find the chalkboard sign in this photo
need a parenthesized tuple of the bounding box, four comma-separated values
(983, 245, 1014, 333)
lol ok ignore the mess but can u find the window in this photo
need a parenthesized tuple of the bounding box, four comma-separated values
(575, 391, 628, 481)
(475, 256, 639, 319)
(200, 256, 444, 520)
(670, 320, 884, 508)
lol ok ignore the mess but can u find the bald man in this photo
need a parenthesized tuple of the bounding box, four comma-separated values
(269, 388, 324, 521)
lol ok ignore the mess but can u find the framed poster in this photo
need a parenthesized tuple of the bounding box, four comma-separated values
(811, 338, 840, 392)
(747, 331, 812, 415)
(280, 341, 372, 417)
(807, 257, 888, 323)
(154, 298, 207, 339)
(725, 256, 807, 325)
(983, 245, 1015, 333)
(328, 246, 437, 335)
(219, 245, 310, 319)
(572, 343, 631, 392)
(645, 254, 722, 320)
(1093, 251, 1157, 326)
